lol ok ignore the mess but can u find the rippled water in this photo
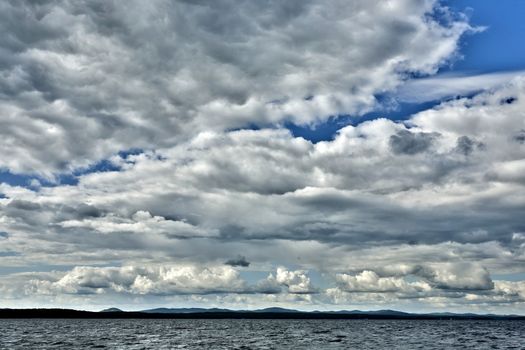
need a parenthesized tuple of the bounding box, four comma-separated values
(1, 319, 523, 349)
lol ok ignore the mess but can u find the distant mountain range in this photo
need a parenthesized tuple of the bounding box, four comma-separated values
(135, 307, 415, 316)
(2, 307, 521, 320)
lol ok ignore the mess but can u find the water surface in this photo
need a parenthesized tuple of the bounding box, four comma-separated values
(1, 319, 523, 349)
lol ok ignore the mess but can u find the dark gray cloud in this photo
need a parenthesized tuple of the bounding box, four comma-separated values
(456, 136, 474, 155)
(389, 130, 439, 155)
(514, 130, 525, 144)
(74, 204, 104, 219)
(6, 199, 41, 211)
(225, 255, 250, 267)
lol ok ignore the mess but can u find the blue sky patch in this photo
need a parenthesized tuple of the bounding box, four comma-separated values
(443, 0, 525, 74)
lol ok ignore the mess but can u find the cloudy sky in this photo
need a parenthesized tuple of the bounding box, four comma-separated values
(1, 0, 525, 314)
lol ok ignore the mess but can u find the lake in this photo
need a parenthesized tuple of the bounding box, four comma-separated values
(1, 319, 523, 349)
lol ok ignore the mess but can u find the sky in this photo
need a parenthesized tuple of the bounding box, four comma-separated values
(0, 0, 524, 314)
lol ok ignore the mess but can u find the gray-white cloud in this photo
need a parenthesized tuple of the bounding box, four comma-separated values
(0, 0, 470, 175)
(2, 79, 525, 267)
(395, 70, 523, 103)
(1, 0, 525, 312)
(0, 265, 316, 298)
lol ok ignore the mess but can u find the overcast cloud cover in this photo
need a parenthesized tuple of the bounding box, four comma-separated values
(1, 0, 524, 313)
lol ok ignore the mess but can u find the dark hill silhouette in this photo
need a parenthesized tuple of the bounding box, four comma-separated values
(100, 308, 123, 313)
(0, 308, 523, 320)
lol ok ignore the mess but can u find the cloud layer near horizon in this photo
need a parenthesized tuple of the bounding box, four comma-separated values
(1, 0, 524, 313)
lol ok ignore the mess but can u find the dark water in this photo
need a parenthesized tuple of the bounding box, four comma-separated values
(0, 319, 523, 349)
